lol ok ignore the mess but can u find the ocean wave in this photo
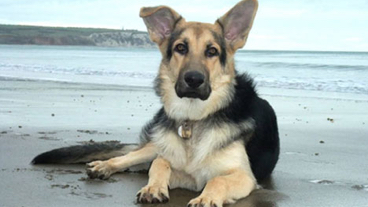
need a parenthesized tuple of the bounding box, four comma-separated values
(1, 62, 367, 95)
(247, 61, 367, 71)
(256, 78, 367, 94)
(0, 62, 156, 79)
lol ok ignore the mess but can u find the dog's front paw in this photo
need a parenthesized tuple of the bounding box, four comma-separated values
(136, 184, 169, 204)
(86, 160, 115, 180)
(187, 195, 223, 207)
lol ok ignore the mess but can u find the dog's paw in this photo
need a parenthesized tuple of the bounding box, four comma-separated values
(86, 160, 115, 180)
(187, 195, 223, 207)
(136, 184, 169, 204)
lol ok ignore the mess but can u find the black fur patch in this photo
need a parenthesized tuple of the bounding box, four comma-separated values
(211, 31, 227, 66)
(166, 29, 184, 60)
(212, 73, 257, 123)
(31, 141, 135, 164)
(153, 75, 163, 97)
(209, 73, 279, 181)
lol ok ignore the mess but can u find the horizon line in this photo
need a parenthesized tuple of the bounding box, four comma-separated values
(1, 23, 367, 53)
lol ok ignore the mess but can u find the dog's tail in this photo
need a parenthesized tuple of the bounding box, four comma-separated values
(31, 141, 139, 164)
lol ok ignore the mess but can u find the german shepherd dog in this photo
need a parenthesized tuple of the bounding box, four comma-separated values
(32, 0, 279, 206)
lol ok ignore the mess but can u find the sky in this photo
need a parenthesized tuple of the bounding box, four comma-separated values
(0, 0, 368, 51)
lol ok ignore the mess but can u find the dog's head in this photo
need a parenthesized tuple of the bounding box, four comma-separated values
(140, 0, 258, 120)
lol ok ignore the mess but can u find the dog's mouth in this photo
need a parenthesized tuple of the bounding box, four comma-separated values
(174, 70, 211, 101)
(175, 82, 211, 101)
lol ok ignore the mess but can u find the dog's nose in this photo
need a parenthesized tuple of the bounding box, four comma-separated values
(184, 71, 205, 89)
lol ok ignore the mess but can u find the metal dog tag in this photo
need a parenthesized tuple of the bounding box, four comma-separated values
(178, 121, 192, 139)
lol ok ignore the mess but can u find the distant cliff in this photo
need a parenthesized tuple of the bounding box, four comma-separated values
(89, 32, 155, 47)
(0, 24, 155, 47)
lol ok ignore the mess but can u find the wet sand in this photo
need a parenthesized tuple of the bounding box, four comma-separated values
(1, 78, 368, 207)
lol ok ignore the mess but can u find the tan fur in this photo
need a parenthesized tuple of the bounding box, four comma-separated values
(137, 157, 171, 203)
(158, 23, 236, 121)
(87, 1, 259, 206)
(87, 143, 157, 178)
(188, 169, 256, 206)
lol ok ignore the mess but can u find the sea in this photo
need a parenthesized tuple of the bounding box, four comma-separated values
(0, 45, 367, 96)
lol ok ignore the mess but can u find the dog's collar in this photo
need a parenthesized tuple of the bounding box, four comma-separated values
(178, 120, 193, 139)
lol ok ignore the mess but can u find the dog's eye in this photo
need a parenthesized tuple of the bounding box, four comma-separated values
(174, 43, 188, 55)
(206, 47, 219, 57)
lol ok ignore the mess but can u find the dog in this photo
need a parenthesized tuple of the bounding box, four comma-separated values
(32, 0, 279, 206)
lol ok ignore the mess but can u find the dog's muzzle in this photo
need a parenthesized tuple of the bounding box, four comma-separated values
(175, 71, 211, 100)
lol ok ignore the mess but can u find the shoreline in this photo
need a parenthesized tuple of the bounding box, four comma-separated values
(1, 75, 367, 102)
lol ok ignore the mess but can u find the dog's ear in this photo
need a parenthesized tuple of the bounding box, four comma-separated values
(217, 0, 258, 51)
(140, 6, 182, 45)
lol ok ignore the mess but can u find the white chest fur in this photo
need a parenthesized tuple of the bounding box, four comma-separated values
(151, 119, 254, 190)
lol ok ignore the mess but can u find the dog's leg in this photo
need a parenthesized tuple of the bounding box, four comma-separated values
(136, 157, 171, 203)
(86, 142, 157, 179)
(187, 169, 256, 207)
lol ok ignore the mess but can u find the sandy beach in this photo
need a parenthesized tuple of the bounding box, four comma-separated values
(1, 78, 367, 207)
